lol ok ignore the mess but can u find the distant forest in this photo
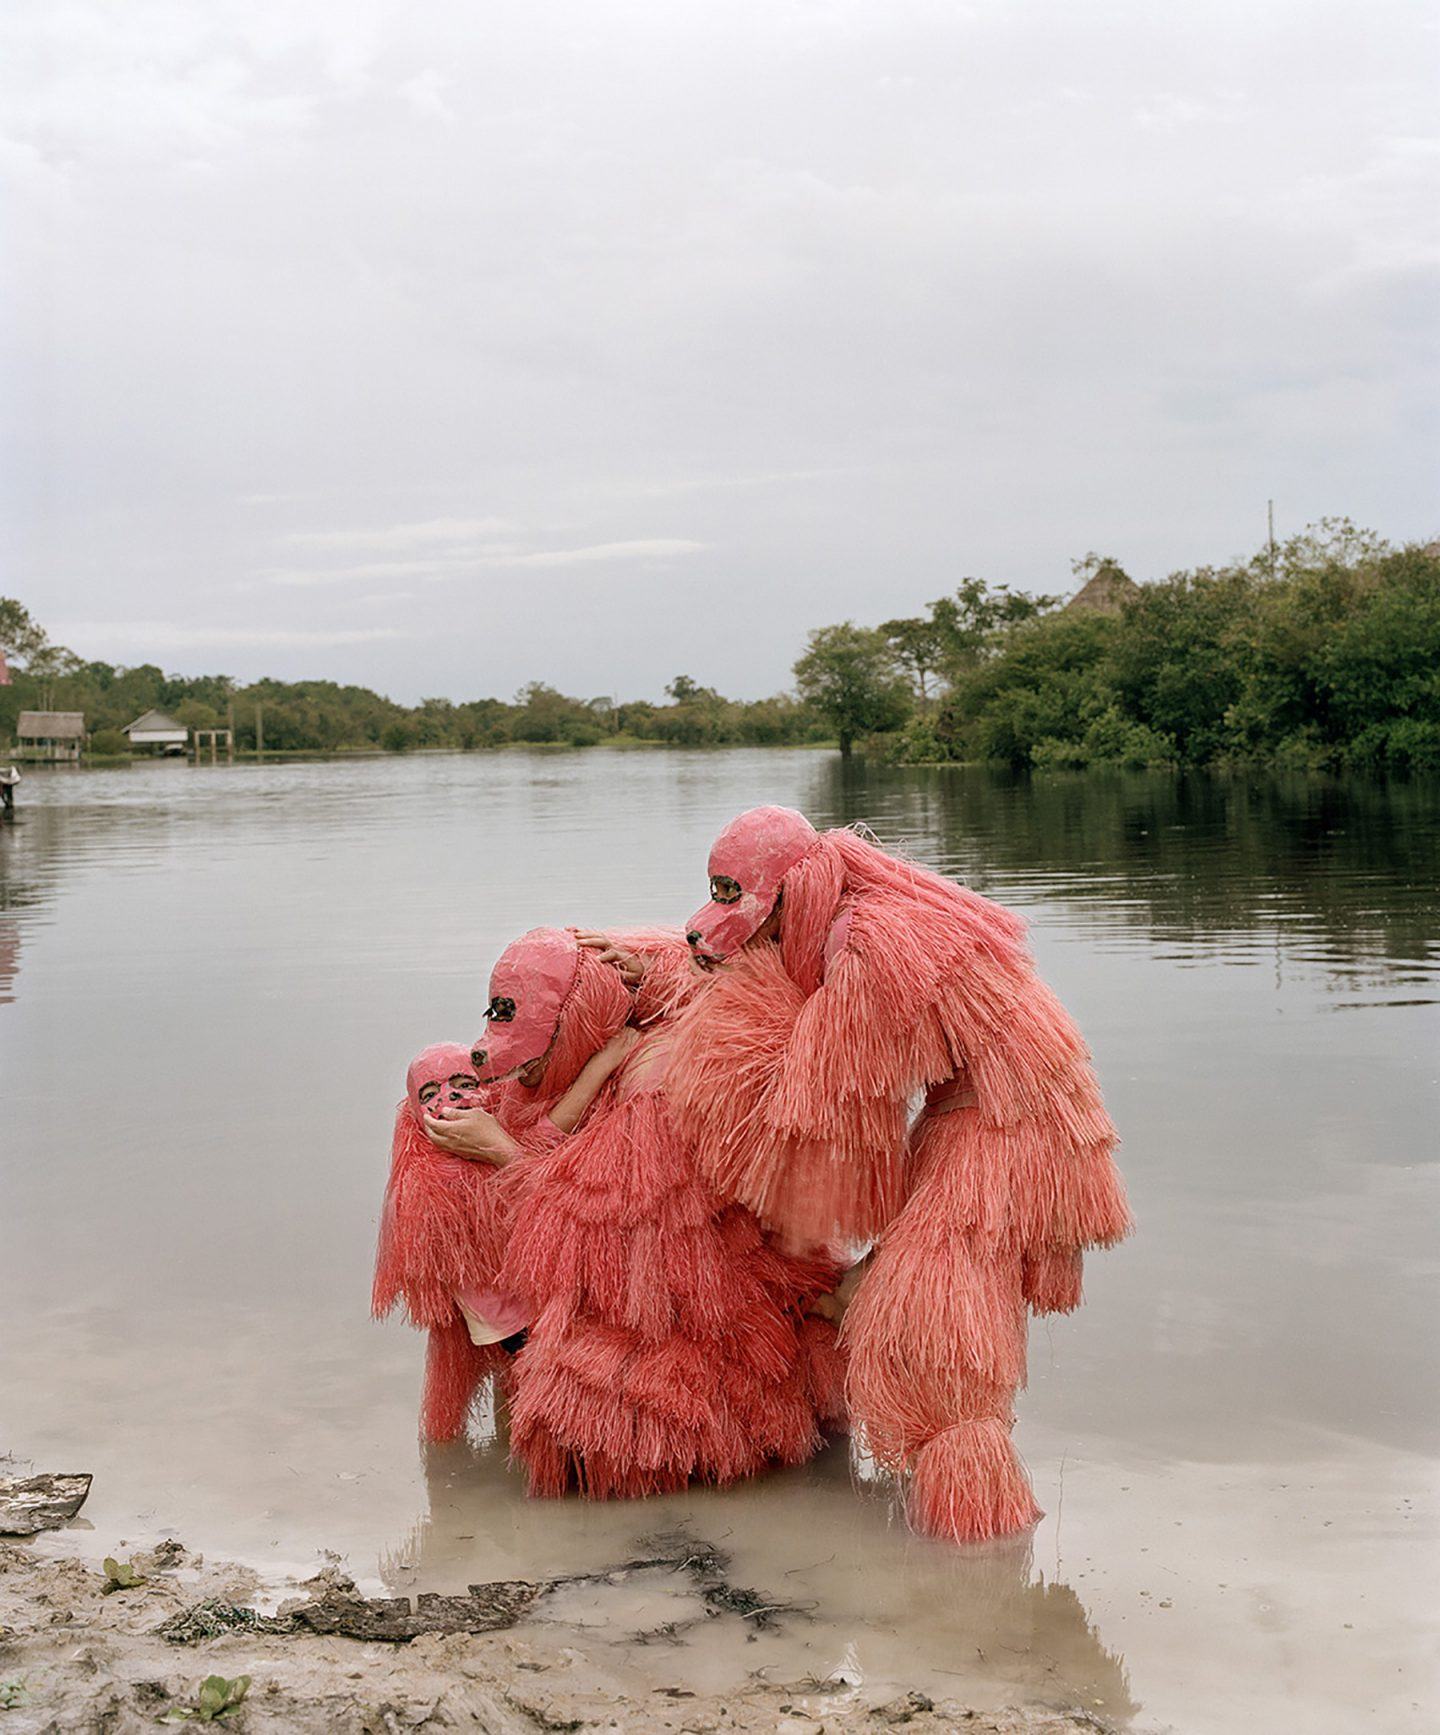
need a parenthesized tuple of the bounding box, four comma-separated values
(3, 520, 1437, 772)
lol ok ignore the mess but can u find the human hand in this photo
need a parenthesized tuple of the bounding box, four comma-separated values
(573, 930, 646, 987)
(423, 1105, 514, 1166)
(595, 1026, 642, 1072)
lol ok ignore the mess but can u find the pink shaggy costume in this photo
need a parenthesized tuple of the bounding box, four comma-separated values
(667, 806, 1131, 1544)
(372, 1044, 534, 1442)
(474, 927, 845, 1500)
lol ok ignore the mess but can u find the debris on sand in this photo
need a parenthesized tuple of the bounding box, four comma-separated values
(158, 1532, 796, 1650)
(0, 1473, 92, 1537)
(157, 1602, 297, 1645)
(288, 1573, 545, 1641)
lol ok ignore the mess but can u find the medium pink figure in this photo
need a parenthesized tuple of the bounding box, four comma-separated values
(372, 1045, 523, 1442)
(475, 927, 843, 1499)
(666, 806, 1131, 1544)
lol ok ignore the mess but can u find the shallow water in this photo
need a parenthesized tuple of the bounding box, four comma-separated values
(2, 750, 1437, 1731)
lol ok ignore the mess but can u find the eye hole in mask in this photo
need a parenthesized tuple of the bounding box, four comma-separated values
(418, 1081, 441, 1105)
(710, 874, 743, 905)
(448, 1073, 479, 1091)
(487, 996, 517, 1023)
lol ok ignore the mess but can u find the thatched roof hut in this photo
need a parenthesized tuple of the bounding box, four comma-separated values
(16, 711, 85, 762)
(1065, 561, 1140, 616)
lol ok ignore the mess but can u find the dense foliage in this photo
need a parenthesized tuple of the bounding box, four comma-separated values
(3, 523, 1435, 771)
(874, 525, 1440, 773)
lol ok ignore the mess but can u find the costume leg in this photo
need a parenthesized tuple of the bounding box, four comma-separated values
(420, 1316, 503, 1443)
(844, 1106, 1041, 1543)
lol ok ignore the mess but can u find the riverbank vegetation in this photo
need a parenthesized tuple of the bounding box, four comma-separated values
(807, 522, 1440, 772)
(0, 623, 830, 756)
(3, 521, 1435, 771)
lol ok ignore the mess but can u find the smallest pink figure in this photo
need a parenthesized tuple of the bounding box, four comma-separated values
(372, 1044, 527, 1441)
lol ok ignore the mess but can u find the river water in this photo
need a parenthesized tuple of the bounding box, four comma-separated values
(2, 750, 1436, 1731)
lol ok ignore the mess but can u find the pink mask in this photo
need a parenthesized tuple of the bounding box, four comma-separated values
(685, 805, 818, 962)
(470, 927, 580, 1082)
(406, 1042, 485, 1120)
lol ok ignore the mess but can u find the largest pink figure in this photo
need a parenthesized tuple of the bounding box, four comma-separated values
(666, 806, 1132, 1544)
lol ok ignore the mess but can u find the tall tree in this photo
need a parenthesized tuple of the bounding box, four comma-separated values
(930, 576, 1061, 673)
(794, 623, 911, 757)
(0, 598, 49, 666)
(878, 615, 946, 703)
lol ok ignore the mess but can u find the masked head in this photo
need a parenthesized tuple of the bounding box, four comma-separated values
(471, 926, 634, 1098)
(685, 805, 819, 964)
(405, 1043, 485, 1121)
(470, 927, 582, 1085)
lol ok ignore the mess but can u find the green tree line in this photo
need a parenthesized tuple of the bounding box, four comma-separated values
(0, 607, 829, 756)
(4, 520, 1437, 771)
(800, 521, 1440, 773)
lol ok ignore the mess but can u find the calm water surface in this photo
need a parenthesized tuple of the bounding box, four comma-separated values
(2, 751, 1437, 1731)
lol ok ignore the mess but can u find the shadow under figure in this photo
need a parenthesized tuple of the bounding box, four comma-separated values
(667, 806, 1132, 1545)
(476, 926, 846, 1499)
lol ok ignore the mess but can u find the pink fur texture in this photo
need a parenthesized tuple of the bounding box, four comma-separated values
(908, 1419, 1042, 1545)
(373, 1106, 519, 1329)
(373, 1100, 524, 1441)
(668, 819, 1131, 1543)
(500, 1034, 833, 1499)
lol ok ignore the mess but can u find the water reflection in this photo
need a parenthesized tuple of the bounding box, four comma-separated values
(808, 762, 1440, 998)
(3, 757, 1436, 999)
(381, 1431, 1136, 1720)
(0, 918, 18, 1004)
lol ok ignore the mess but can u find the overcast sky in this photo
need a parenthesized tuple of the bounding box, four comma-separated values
(3, 1, 1436, 704)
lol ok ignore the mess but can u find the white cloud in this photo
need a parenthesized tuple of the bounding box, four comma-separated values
(501, 539, 707, 568)
(284, 516, 516, 550)
(261, 538, 707, 585)
(262, 556, 493, 586)
(397, 68, 457, 126)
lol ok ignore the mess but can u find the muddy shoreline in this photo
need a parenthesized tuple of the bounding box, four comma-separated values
(0, 1530, 1119, 1733)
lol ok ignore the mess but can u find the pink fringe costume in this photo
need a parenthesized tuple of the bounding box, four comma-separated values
(372, 1045, 533, 1442)
(474, 927, 841, 1500)
(667, 806, 1131, 1544)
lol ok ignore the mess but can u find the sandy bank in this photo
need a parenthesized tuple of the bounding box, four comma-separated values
(0, 1532, 1119, 1734)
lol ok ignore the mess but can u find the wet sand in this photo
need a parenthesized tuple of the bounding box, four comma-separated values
(2, 753, 1437, 1731)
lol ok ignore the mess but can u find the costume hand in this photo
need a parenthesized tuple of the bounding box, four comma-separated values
(573, 930, 646, 987)
(423, 1105, 514, 1166)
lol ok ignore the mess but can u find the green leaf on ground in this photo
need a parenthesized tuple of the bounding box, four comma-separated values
(161, 1675, 252, 1722)
(102, 1556, 147, 1593)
